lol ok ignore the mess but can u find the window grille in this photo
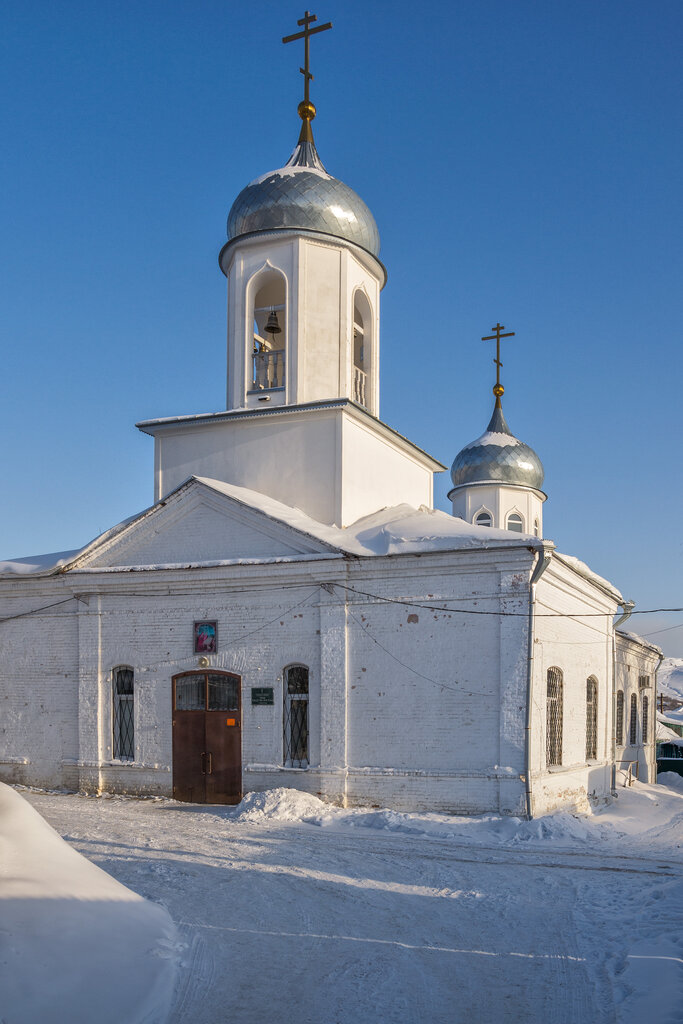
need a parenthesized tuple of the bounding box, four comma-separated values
(638, 675, 650, 690)
(642, 695, 649, 744)
(629, 693, 638, 745)
(616, 690, 624, 746)
(546, 667, 563, 767)
(284, 665, 309, 768)
(586, 677, 598, 761)
(113, 666, 134, 761)
(507, 512, 524, 533)
(475, 511, 492, 528)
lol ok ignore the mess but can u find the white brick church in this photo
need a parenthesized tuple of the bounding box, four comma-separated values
(0, 49, 660, 816)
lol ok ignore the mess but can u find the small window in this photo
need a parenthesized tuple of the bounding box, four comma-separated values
(474, 510, 492, 528)
(534, 519, 540, 537)
(506, 512, 524, 533)
(638, 675, 650, 690)
(546, 667, 563, 767)
(284, 665, 309, 768)
(113, 666, 134, 761)
(629, 693, 638, 745)
(642, 695, 649, 744)
(616, 690, 624, 746)
(586, 677, 598, 761)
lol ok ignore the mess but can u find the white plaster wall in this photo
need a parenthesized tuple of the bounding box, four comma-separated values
(531, 561, 617, 813)
(451, 483, 544, 537)
(154, 409, 339, 525)
(614, 634, 659, 784)
(152, 406, 438, 527)
(340, 414, 435, 526)
(224, 234, 383, 413)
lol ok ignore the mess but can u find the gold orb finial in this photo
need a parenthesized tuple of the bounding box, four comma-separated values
(493, 383, 504, 397)
(298, 99, 316, 122)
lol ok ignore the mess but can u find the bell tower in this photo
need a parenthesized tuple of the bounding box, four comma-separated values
(218, 12, 385, 417)
(137, 13, 443, 527)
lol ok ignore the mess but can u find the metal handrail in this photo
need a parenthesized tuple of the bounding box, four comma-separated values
(616, 759, 639, 786)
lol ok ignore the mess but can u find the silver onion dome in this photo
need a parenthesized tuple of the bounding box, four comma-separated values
(450, 400, 545, 491)
(227, 137, 381, 259)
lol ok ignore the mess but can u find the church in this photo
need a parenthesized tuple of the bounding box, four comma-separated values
(0, 17, 660, 817)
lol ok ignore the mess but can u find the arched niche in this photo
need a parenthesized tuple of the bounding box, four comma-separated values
(352, 288, 373, 410)
(249, 267, 287, 393)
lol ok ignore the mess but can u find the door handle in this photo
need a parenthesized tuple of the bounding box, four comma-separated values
(206, 751, 213, 775)
(201, 751, 206, 775)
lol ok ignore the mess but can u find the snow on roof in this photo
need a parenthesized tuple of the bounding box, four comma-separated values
(194, 479, 543, 557)
(0, 549, 80, 575)
(657, 719, 683, 743)
(615, 629, 663, 655)
(553, 551, 623, 602)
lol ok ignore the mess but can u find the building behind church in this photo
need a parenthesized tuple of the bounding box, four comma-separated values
(0, 33, 660, 816)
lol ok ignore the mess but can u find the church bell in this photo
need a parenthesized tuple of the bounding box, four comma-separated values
(265, 309, 282, 336)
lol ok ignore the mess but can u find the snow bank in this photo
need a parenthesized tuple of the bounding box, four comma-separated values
(0, 784, 178, 1024)
(229, 783, 683, 855)
(659, 657, 683, 701)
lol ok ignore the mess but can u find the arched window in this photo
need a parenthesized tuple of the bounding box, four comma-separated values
(353, 290, 372, 409)
(586, 677, 598, 761)
(642, 695, 649, 744)
(506, 512, 524, 533)
(474, 510, 493, 528)
(629, 693, 638, 745)
(546, 667, 563, 767)
(616, 690, 624, 746)
(251, 271, 286, 391)
(534, 519, 540, 537)
(113, 666, 134, 761)
(284, 665, 309, 768)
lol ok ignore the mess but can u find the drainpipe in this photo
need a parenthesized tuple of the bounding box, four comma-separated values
(524, 543, 553, 820)
(612, 600, 635, 794)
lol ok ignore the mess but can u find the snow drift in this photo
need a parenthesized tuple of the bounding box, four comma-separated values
(0, 784, 178, 1024)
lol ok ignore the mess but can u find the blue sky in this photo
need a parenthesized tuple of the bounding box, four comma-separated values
(1, 1, 682, 654)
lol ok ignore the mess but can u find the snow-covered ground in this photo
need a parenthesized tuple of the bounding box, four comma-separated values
(0, 783, 178, 1024)
(659, 658, 683, 701)
(13, 778, 683, 1024)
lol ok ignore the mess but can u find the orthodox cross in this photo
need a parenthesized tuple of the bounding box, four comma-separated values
(482, 322, 515, 397)
(282, 11, 333, 106)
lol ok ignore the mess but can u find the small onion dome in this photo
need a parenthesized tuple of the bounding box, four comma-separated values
(450, 399, 544, 491)
(227, 137, 380, 259)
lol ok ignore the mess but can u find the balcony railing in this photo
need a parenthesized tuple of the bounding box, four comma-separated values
(353, 366, 367, 407)
(251, 350, 285, 391)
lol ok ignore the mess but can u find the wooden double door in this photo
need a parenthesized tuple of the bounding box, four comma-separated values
(172, 671, 242, 804)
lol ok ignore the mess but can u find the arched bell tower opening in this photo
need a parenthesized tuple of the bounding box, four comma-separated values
(352, 289, 373, 412)
(244, 267, 288, 408)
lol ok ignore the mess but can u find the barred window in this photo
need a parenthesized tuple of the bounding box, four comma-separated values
(546, 667, 563, 767)
(113, 666, 134, 761)
(586, 677, 598, 761)
(642, 695, 649, 744)
(638, 675, 650, 690)
(283, 665, 309, 768)
(616, 690, 624, 746)
(629, 693, 638, 745)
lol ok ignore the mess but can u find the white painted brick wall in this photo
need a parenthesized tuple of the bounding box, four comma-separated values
(0, 543, 626, 816)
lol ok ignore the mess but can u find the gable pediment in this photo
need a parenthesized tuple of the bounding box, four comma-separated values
(70, 479, 339, 570)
